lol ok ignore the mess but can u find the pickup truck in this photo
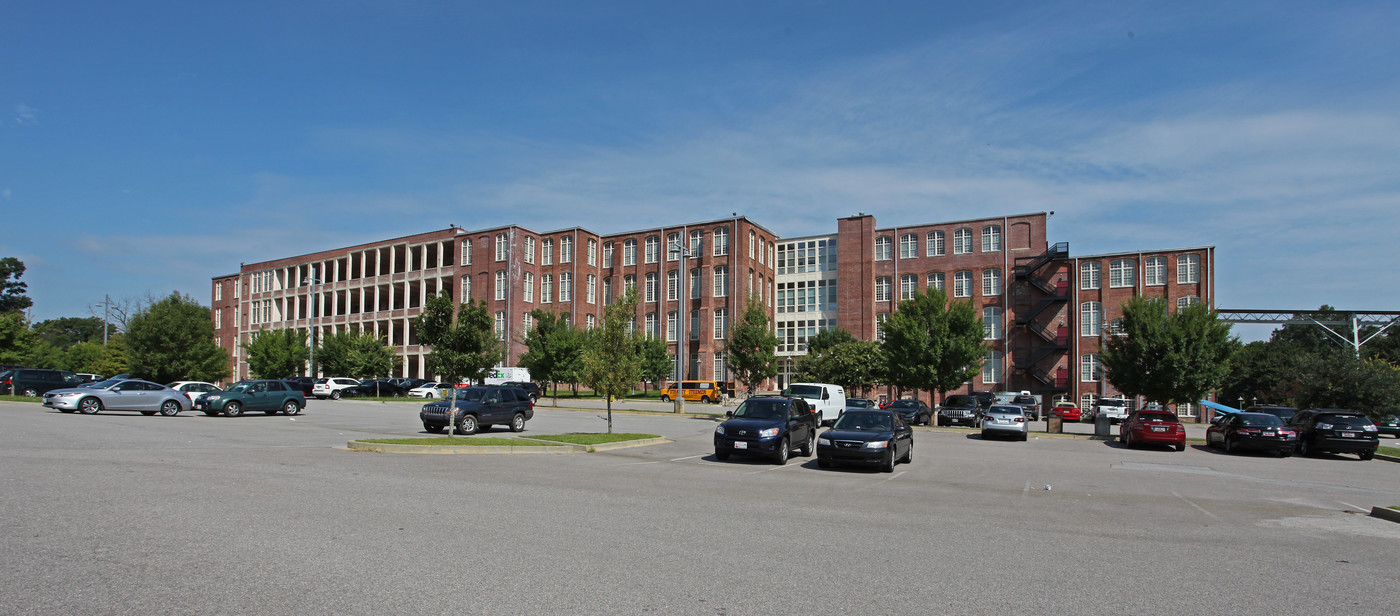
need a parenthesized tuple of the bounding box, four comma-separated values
(1094, 397, 1130, 424)
(1011, 395, 1041, 421)
(194, 379, 306, 417)
(713, 395, 818, 464)
(419, 386, 535, 435)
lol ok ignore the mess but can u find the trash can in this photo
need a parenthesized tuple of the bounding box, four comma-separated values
(1094, 412, 1112, 437)
(1047, 414, 1063, 434)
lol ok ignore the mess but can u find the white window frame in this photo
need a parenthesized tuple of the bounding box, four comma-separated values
(953, 271, 972, 298)
(982, 225, 1001, 252)
(927, 272, 945, 291)
(983, 307, 1003, 340)
(495, 271, 507, 301)
(495, 233, 508, 262)
(875, 277, 892, 302)
(541, 238, 552, 266)
(714, 308, 728, 339)
(1110, 259, 1136, 288)
(523, 272, 534, 303)
(586, 274, 596, 304)
(1080, 354, 1101, 382)
(559, 272, 572, 302)
(713, 266, 728, 297)
(541, 274, 553, 303)
(623, 239, 637, 266)
(560, 236, 573, 264)
(982, 268, 1002, 296)
(645, 273, 658, 303)
(927, 231, 945, 257)
(899, 233, 917, 259)
(1178, 254, 1200, 284)
(874, 236, 892, 261)
(1080, 261, 1101, 290)
(645, 236, 659, 264)
(1144, 256, 1166, 286)
(900, 274, 918, 301)
(461, 240, 472, 266)
(713, 228, 729, 256)
(1081, 301, 1102, 336)
(953, 228, 972, 255)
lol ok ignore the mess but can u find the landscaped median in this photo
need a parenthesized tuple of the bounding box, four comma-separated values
(347, 433, 669, 454)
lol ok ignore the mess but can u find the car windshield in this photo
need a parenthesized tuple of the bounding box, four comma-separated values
(89, 379, 122, 389)
(733, 399, 786, 420)
(227, 383, 251, 393)
(448, 388, 486, 402)
(833, 412, 892, 431)
(1238, 414, 1284, 427)
(846, 399, 875, 408)
(944, 396, 976, 407)
(987, 405, 1022, 415)
(1014, 396, 1036, 404)
(785, 385, 822, 399)
(890, 400, 917, 408)
(1321, 415, 1373, 429)
(1140, 412, 1179, 423)
(1099, 399, 1125, 407)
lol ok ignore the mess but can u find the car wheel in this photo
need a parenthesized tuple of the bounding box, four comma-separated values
(980, 430, 990, 440)
(773, 438, 789, 465)
(1176, 443, 1186, 452)
(902, 443, 913, 463)
(78, 397, 101, 414)
(715, 451, 730, 461)
(1297, 439, 1309, 456)
(1224, 437, 1235, 455)
(881, 449, 896, 473)
(660, 394, 670, 402)
(224, 402, 243, 417)
(392, 392, 402, 398)
(159, 400, 181, 416)
(510, 413, 526, 432)
(330, 390, 342, 400)
(1020, 432, 1028, 442)
(1359, 451, 1374, 461)
(141, 411, 156, 416)
(423, 423, 443, 434)
(817, 456, 830, 469)
(283, 401, 301, 415)
(799, 432, 814, 457)
(1123, 432, 1133, 448)
(455, 414, 478, 435)
(701, 395, 712, 404)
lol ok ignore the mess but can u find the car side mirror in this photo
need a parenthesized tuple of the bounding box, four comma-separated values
(725, 411, 734, 418)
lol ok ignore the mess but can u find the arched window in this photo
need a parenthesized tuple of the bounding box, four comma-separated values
(1081, 301, 1102, 336)
(926, 231, 945, 256)
(953, 228, 973, 254)
(874, 236, 892, 261)
(982, 225, 1001, 252)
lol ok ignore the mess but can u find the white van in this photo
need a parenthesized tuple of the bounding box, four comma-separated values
(483, 367, 531, 386)
(1095, 397, 1129, 423)
(782, 383, 847, 426)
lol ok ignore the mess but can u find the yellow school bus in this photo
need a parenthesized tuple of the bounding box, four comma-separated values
(659, 380, 722, 404)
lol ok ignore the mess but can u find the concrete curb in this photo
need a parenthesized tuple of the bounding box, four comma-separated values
(1369, 507, 1400, 524)
(346, 436, 672, 454)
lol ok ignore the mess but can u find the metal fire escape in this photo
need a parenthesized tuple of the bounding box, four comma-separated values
(1012, 242, 1070, 396)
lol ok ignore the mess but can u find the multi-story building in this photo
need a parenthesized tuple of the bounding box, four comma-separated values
(212, 211, 1213, 419)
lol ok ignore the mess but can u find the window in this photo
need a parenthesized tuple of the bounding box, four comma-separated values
(953, 228, 972, 254)
(1144, 256, 1166, 286)
(667, 233, 681, 260)
(645, 313, 659, 339)
(459, 275, 471, 300)
(1081, 393, 1099, 411)
(215, 308, 222, 328)
(928, 272, 945, 291)
(1176, 402, 1196, 418)
(495, 233, 508, 262)
(523, 312, 534, 332)
(690, 230, 703, 255)
(900, 274, 918, 301)
(982, 225, 1001, 252)
(1178, 254, 1200, 284)
(601, 277, 611, 306)
(645, 273, 658, 302)
(715, 353, 728, 382)
(953, 271, 973, 298)
(586, 314, 596, 330)
(586, 274, 596, 304)
(874, 236, 892, 261)
(603, 243, 614, 268)
(983, 307, 1002, 340)
(541, 274, 553, 303)
(982, 350, 1003, 384)
(560, 236, 573, 264)
(749, 231, 756, 258)
(667, 270, 679, 301)
(1177, 296, 1201, 309)
(899, 233, 917, 259)
(540, 238, 552, 265)
(494, 311, 506, 340)
(495, 271, 507, 301)
(875, 277, 892, 302)
(460, 240, 472, 266)
(645, 236, 659, 264)
(1110, 259, 1136, 288)
(714, 308, 728, 339)
(623, 274, 635, 292)
(1080, 262, 1101, 290)
(1081, 354, 1101, 382)
(587, 238, 597, 266)
(927, 231, 945, 257)
(523, 272, 534, 303)
(1081, 301, 1102, 336)
(876, 313, 890, 341)
(667, 312, 677, 342)
(215, 284, 222, 301)
(713, 266, 728, 297)
(623, 239, 637, 266)
(691, 310, 700, 340)
(713, 228, 729, 256)
(982, 268, 1002, 296)
(559, 272, 572, 302)
(690, 268, 701, 299)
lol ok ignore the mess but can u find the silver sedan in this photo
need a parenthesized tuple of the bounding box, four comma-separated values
(980, 404, 1029, 441)
(42, 379, 191, 416)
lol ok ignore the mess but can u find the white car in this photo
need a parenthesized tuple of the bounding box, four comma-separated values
(408, 382, 444, 398)
(312, 377, 361, 400)
(167, 381, 223, 405)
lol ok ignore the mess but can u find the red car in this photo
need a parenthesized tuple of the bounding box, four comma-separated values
(1119, 409, 1187, 451)
(1051, 403, 1081, 421)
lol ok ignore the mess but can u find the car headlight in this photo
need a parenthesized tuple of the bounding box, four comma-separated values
(715, 426, 726, 435)
(758, 428, 780, 438)
(817, 437, 831, 446)
(863, 440, 889, 450)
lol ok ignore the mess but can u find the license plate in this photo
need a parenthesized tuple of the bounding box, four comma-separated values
(1263, 431, 1276, 437)
(1151, 426, 1166, 432)
(1341, 432, 1356, 438)
(734, 441, 747, 449)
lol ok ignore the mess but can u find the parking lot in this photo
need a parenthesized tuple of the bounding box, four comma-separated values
(2, 398, 1397, 615)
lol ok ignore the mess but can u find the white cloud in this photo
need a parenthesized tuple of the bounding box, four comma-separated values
(13, 104, 37, 125)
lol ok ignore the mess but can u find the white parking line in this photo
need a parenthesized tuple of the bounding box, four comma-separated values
(670, 454, 708, 462)
(1172, 490, 1222, 521)
(1338, 500, 1367, 512)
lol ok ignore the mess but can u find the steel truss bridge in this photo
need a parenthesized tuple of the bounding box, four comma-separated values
(1216, 309, 1400, 357)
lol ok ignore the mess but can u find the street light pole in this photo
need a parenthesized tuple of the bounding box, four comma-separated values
(304, 266, 320, 377)
(669, 241, 690, 414)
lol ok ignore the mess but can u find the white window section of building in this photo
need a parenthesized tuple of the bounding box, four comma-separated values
(494, 271, 507, 301)
(953, 271, 973, 298)
(586, 274, 596, 304)
(1081, 353, 1101, 382)
(982, 225, 1001, 252)
(749, 231, 756, 258)
(899, 233, 917, 259)
(690, 269, 701, 299)
(667, 270, 679, 301)
(713, 227, 729, 256)
(1177, 295, 1201, 309)
(645, 313, 658, 339)
(1144, 256, 1166, 286)
(603, 243, 614, 268)
(645, 236, 659, 264)
(495, 233, 508, 262)
(713, 266, 728, 297)
(690, 230, 702, 255)
(559, 272, 572, 302)
(1176, 402, 1196, 418)
(667, 233, 681, 260)
(560, 236, 573, 264)
(601, 278, 611, 306)
(645, 273, 658, 302)
(1110, 259, 1136, 288)
(523, 312, 534, 332)
(1081, 301, 1102, 336)
(982, 268, 1002, 296)
(927, 230, 945, 256)
(523, 272, 534, 303)
(900, 274, 918, 301)
(586, 314, 596, 330)
(494, 311, 506, 340)
(982, 350, 1003, 384)
(876, 313, 890, 341)
(1178, 254, 1200, 283)
(953, 228, 972, 254)
(587, 238, 597, 266)
(215, 308, 222, 328)
(715, 353, 727, 382)
(691, 310, 700, 340)
(525, 237, 537, 264)
(875, 276, 892, 302)
(215, 284, 222, 301)
(1080, 261, 1101, 290)
(874, 236, 892, 261)
(461, 275, 471, 300)
(623, 274, 635, 293)
(623, 239, 637, 266)
(541, 238, 552, 265)
(927, 272, 945, 290)
(983, 307, 1002, 340)
(667, 312, 677, 342)
(461, 239, 472, 266)
(1081, 393, 1099, 411)
(714, 308, 728, 339)
(541, 274, 553, 303)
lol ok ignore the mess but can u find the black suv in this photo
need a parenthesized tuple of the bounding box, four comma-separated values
(1, 368, 82, 397)
(714, 395, 818, 464)
(501, 381, 542, 402)
(937, 395, 980, 427)
(1289, 409, 1379, 460)
(419, 386, 534, 435)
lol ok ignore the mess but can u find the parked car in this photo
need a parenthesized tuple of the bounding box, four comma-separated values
(75, 372, 104, 383)
(390, 378, 429, 390)
(937, 395, 980, 427)
(193, 380, 306, 417)
(1011, 394, 1041, 421)
(1245, 405, 1298, 424)
(1050, 402, 1081, 422)
(419, 386, 534, 435)
(1376, 415, 1400, 438)
(887, 399, 933, 426)
(1093, 397, 1130, 424)
(845, 397, 877, 410)
(713, 395, 817, 464)
(167, 381, 223, 405)
(2, 368, 83, 397)
(501, 381, 542, 401)
(980, 404, 1029, 441)
(1120, 409, 1187, 451)
(782, 382, 847, 427)
(282, 376, 316, 396)
(341, 379, 410, 398)
(659, 380, 723, 404)
(1206, 412, 1295, 456)
(42, 379, 190, 416)
(79, 373, 130, 388)
(408, 382, 445, 398)
(816, 409, 914, 472)
(312, 377, 361, 400)
(1290, 409, 1379, 460)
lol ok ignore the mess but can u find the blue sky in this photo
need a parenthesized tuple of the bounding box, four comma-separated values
(3, 1, 1398, 340)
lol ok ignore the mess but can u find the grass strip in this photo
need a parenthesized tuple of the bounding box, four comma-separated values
(1378, 445, 1400, 457)
(357, 437, 564, 446)
(528, 433, 661, 445)
(0, 395, 42, 403)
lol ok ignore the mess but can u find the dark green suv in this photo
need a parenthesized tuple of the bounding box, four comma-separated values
(1, 368, 82, 397)
(192, 379, 306, 417)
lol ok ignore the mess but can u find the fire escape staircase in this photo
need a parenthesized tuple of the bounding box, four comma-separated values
(1012, 242, 1071, 392)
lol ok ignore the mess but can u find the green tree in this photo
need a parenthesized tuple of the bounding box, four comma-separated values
(805, 327, 857, 355)
(31, 317, 105, 348)
(0, 257, 34, 314)
(315, 330, 358, 378)
(518, 309, 586, 402)
(796, 340, 885, 396)
(880, 288, 985, 397)
(84, 335, 129, 377)
(0, 311, 32, 365)
(1293, 355, 1400, 418)
(243, 329, 312, 379)
(724, 294, 781, 395)
(580, 287, 642, 432)
(1099, 296, 1239, 406)
(125, 293, 230, 384)
(347, 333, 399, 381)
(637, 334, 673, 394)
(415, 292, 505, 387)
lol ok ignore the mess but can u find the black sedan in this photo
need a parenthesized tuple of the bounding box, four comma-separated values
(887, 399, 933, 426)
(1206, 412, 1296, 457)
(342, 379, 410, 398)
(816, 409, 913, 472)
